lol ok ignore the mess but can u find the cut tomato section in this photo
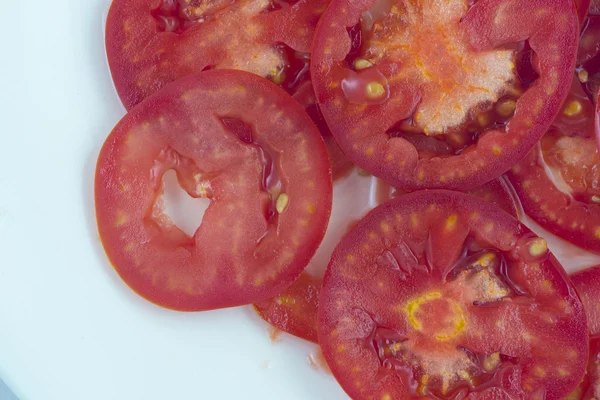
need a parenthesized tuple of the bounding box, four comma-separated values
(319, 191, 587, 400)
(572, 265, 600, 338)
(255, 177, 520, 343)
(507, 75, 600, 253)
(311, 0, 579, 190)
(570, 266, 600, 399)
(572, 338, 600, 400)
(95, 70, 332, 311)
(106, 0, 328, 109)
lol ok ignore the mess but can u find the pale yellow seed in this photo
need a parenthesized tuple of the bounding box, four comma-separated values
(592, 195, 600, 204)
(483, 353, 500, 372)
(496, 99, 516, 117)
(276, 193, 289, 214)
(563, 100, 583, 117)
(529, 238, 548, 257)
(354, 58, 373, 70)
(366, 82, 385, 99)
(579, 69, 589, 83)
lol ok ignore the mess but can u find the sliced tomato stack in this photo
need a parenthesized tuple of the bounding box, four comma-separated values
(96, 0, 600, 398)
(319, 191, 587, 399)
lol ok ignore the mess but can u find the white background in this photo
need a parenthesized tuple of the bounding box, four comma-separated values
(2, 1, 600, 399)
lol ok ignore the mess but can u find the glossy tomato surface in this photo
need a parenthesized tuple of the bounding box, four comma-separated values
(311, 0, 579, 190)
(95, 70, 332, 311)
(106, 0, 328, 109)
(319, 191, 587, 400)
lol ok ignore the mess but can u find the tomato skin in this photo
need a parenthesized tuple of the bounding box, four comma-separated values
(106, 0, 329, 109)
(311, 0, 580, 191)
(95, 70, 332, 311)
(319, 190, 588, 400)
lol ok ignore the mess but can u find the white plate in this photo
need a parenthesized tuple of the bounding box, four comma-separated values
(2, 1, 600, 400)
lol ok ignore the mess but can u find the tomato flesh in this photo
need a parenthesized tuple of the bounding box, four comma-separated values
(311, 0, 579, 190)
(95, 70, 332, 311)
(106, 0, 328, 109)
(319, 191, 587, 400)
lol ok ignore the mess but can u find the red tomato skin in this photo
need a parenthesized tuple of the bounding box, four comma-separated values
(96, 70, 332, 311)
(311, 0, 580, 191)
(319, 190, 588, 400)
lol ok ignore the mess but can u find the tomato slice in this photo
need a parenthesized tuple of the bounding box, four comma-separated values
(569, 266, 600, 400)
(255, 177, 520, 343)
(106, 0, 328, 109)
(95, 70, 332, 311)
(319, 190, 588, 399)
(311, 0, 579, 190)
(507, 73, 600, 253)
(571, 338, 600, 400)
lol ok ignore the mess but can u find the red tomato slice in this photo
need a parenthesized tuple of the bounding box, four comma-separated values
(106, 0, 328, 109)
(319, 191, 588, 400)
(569, 338, 600, 400)
(507, 74, 600, 253)
(570, 267, 600, 400)
(572, 266, 600, 338)
(95, 70, 332, 311)
(255, 178, 520, 344)
(311, 0, 579, 190)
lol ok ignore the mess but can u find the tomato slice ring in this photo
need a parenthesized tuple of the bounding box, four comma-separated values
(106, 0, 328, 109)
(319, 190, 587, 399)
(256, 178, 520, 343)
(95, 70, 332, 311)
(311, 0, 579, 190)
